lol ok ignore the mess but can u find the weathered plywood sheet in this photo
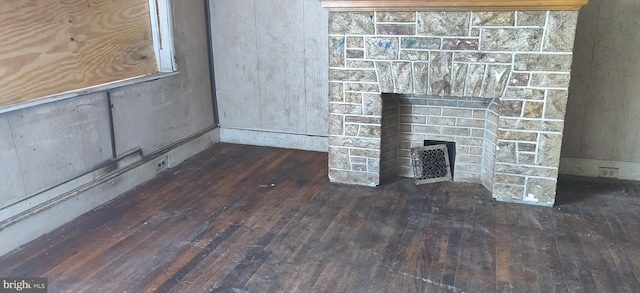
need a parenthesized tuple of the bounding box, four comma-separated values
(0, 0, 157, 107)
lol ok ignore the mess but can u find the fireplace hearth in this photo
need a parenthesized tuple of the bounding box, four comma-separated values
(325, 8, 584, 206)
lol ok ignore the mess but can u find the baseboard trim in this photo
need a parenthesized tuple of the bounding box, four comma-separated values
(220, 128, 329, 152)
(0, 127, 220, 257)
(559, 157, 640, 181)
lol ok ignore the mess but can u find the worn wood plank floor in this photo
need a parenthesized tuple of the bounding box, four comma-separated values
(1, 143, 639, 293)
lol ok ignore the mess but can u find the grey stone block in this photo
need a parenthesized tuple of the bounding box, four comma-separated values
(412, 62, 429, 94)
(451, 63, 468, 96)
(481, 28, 543, 51)
(329, 114, 344, 135)
(346, 49, 365, 59)
(514, 54, 573, 72)
(530, 73, 571, 88)
(329, 169, 379, 186)
(376, 12, 416, 22)
(543, 11, 578, 52)
(473, 11, 515, 26)
(525, 178, 558, 204)
(346, 37, 364, 48)
(482, 65, 511, 98)
(344, 83, 379, 92)
(392, 62, 413, 93)
(536, 133, 563, 167)
(366, 37, 399, 60)
(329, 147, 351, 170)
(329, 12, 375, 35)
(417, 12, 470, 36)
(454, 52, 513, 63)
(377, 24, 416, 35)
(544, 89, 569, 119)
(375, 61, 394, 93)
(329, 82, 344, 102)
(523, 101, 544, 118)
(399, 50, 430, 61)
(330, 69, 377, 82)
(400, 37, 440, 49)
(508, 73, 530, 86)
(442, 38, 479, 50)
(429, 51, 453, 95)
(503, 88, 545, 100)
(516, 11, 547, 27)
(465, 64, 486, 97)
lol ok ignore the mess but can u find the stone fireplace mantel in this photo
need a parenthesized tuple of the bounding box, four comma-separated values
(319, 0, 588, 11)
(321, 1, 588, 206)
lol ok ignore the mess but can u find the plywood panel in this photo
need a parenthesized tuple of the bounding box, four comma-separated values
(304, 0, 330, 136)
(255, 0, 307, 133)
(574, 0, 640, 162)
(211, 0, 261, 129)
(0, 115, 26, 206)
(0, 0, 157, 107)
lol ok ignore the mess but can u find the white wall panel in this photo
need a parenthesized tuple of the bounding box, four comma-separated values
(563, 0, 640, 165)
(211, 0, 329, 137)
(0, 116, 26, 207)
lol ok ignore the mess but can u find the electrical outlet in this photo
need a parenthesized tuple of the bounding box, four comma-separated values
(156, 156, 168, 174)
(598, 167, 619, 178)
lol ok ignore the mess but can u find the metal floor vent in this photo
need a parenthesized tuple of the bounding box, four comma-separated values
(411, 144, 452, 185)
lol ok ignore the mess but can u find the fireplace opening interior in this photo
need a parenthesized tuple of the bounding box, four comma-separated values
(380, 94, 499, 191)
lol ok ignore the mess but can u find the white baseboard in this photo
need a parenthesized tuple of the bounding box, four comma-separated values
(0, 127, 220, 257)
(220, 128, 328, 152)
(559, 157, 640, 181)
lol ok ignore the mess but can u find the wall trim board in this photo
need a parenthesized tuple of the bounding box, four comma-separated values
(318, 0, 588, 11)
(0, 148, 144, 221)
(559, 157, 640, 181)
(220, 128, 329, 152)
(0, 127, 220, 257)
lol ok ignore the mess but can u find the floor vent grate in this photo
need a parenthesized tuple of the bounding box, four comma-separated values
(411, 145, 452, 185)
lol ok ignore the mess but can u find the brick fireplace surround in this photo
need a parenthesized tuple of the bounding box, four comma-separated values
(325, 7, 583, 206)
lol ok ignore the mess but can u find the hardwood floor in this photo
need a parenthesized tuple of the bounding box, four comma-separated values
(1, 143, 639, 293)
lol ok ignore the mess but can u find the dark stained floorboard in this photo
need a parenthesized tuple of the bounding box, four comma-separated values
(1, 143, 640, 293)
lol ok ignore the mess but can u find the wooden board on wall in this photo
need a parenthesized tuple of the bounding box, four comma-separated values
(318, 0, 588, 11)
(0, 0, 158, 107)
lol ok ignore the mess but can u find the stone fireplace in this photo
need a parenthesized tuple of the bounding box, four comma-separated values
(324, 3, 585, 206)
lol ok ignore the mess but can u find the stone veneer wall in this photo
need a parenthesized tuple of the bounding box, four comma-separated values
(328, 11, 578, 206)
